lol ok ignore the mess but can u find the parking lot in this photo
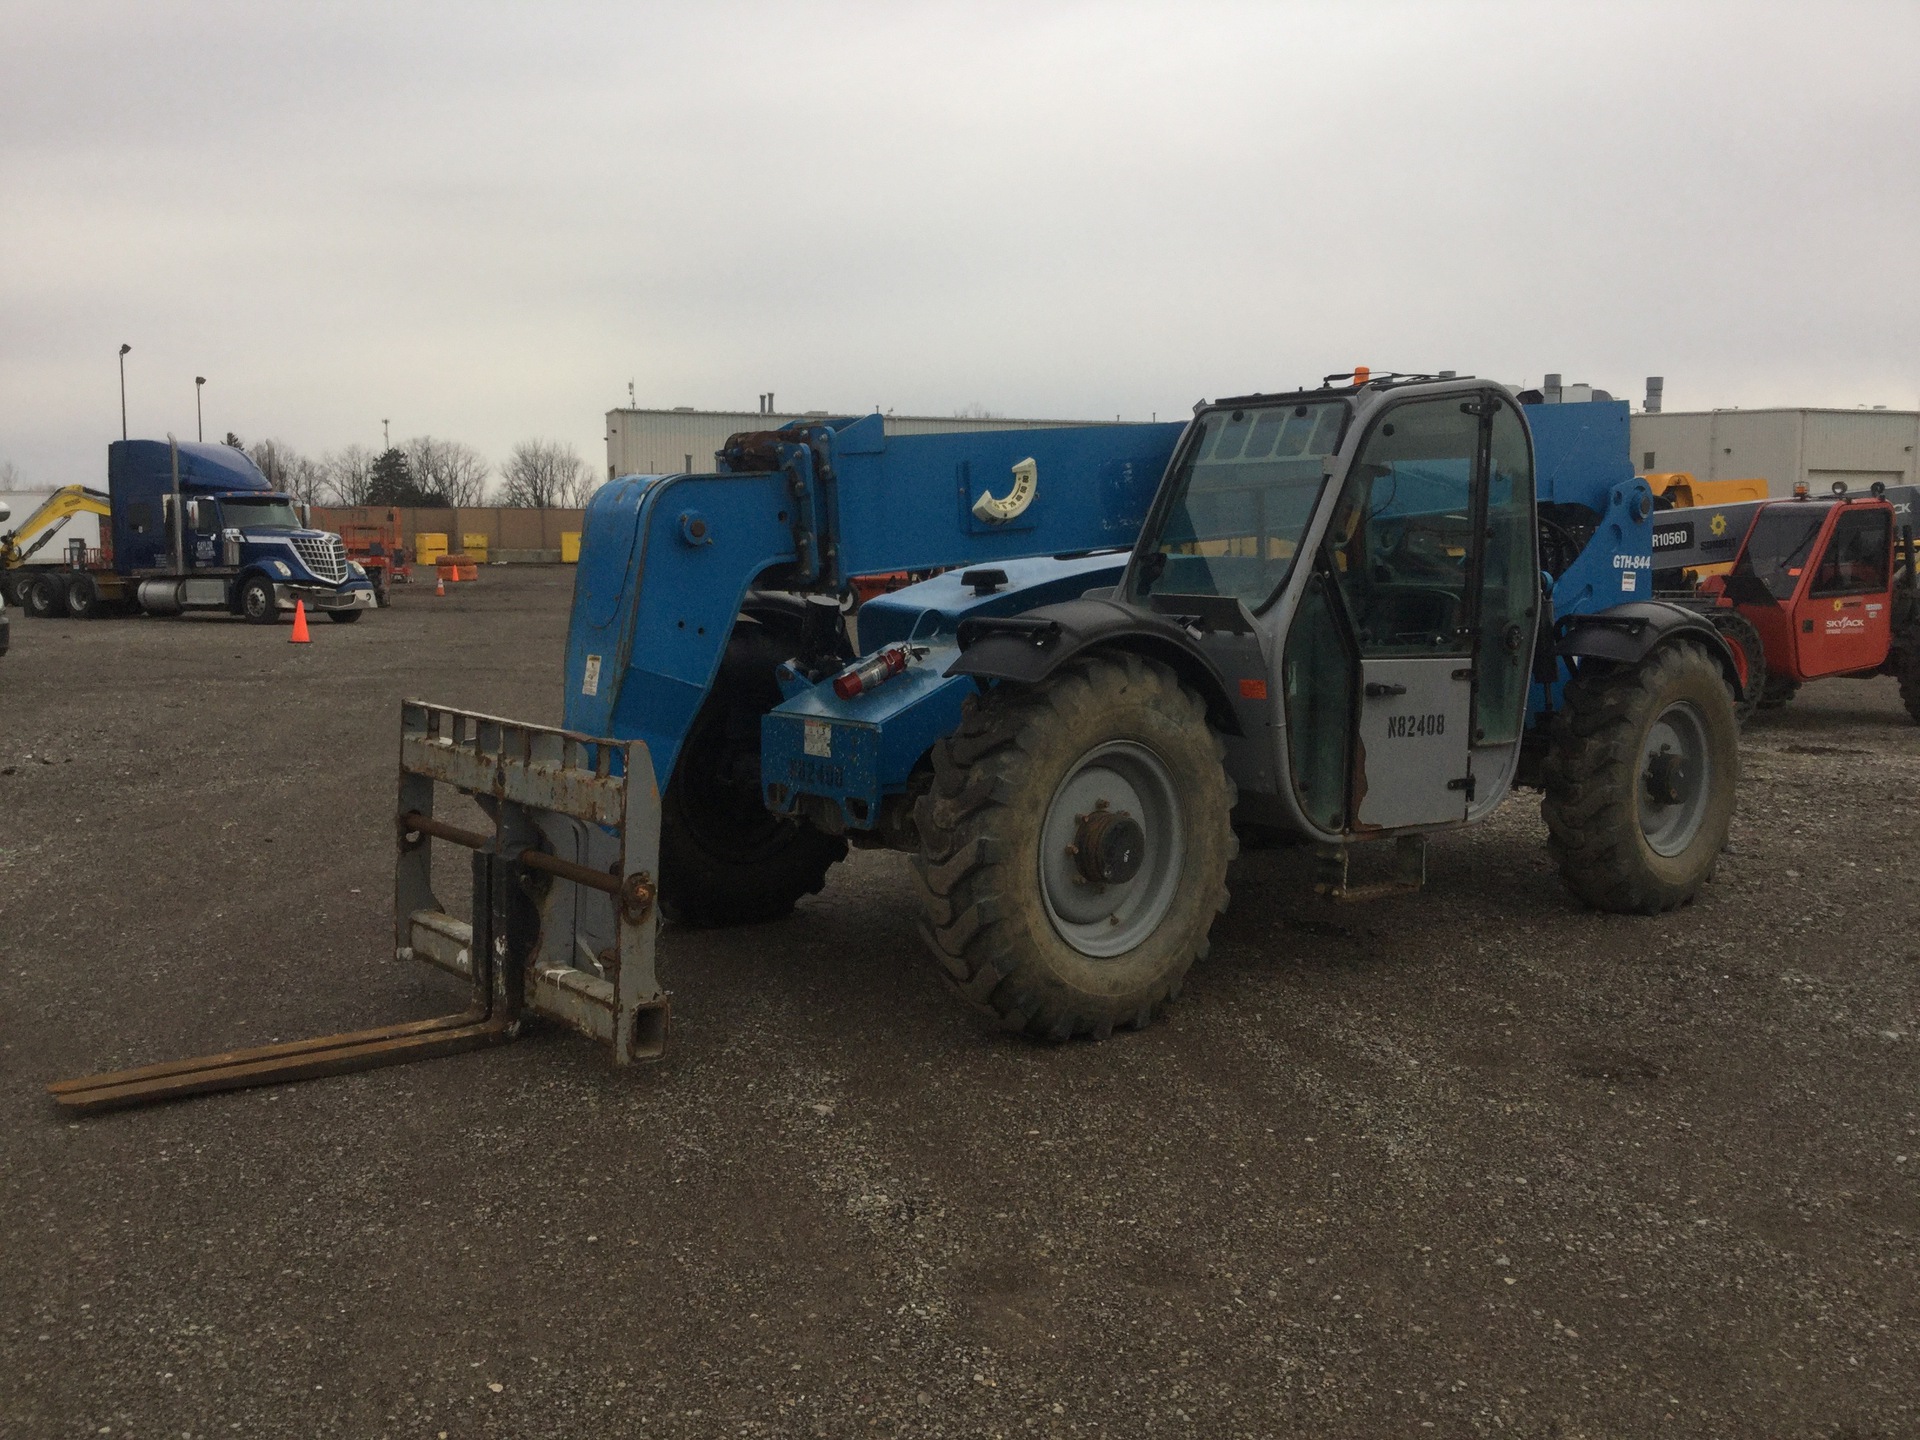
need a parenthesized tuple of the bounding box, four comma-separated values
(2, 565, 1917, 1438)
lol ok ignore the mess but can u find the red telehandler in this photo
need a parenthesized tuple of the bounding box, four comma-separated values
(1652, 481, 1920, 722)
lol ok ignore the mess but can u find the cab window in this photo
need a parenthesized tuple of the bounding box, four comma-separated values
(1809, 508, 1891, 595)
(1325, 398, 1479, 657)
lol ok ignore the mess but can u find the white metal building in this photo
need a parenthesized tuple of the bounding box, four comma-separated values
(1629, 408, 1920, 496)
(606, 406, 1103, 481)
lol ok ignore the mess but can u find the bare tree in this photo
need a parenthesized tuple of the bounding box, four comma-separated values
(404, 435, 491, 507)
(499, 439, 593, 508)
(952, 402, 1003, 420)
(246, 439, 328, 506)
(0, 460, 19, 488)
(323, 444, 379, 506)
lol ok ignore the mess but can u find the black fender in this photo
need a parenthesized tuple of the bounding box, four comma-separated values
(1555, 600, 1744, 698)
(946, 597, 1243, 734)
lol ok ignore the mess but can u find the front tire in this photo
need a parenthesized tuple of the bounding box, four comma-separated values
(912, 653, 1236, 1040)
(1543, 640, 1739, 914)
(240, 574, 279, 624)
(328, 608, 362, 624)
(1704, 608, 1766, 726)
(658, 619, 848, 926)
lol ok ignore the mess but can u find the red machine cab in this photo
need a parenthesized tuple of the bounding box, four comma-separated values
(1721, 496, 1899, 684)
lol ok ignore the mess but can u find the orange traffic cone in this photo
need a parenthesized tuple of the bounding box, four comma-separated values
(435, 572, 446, 597)
(290, 600, 311, 643)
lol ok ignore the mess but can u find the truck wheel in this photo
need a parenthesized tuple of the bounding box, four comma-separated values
(328, 608, 362, 624)
(1756, 674, 1798, 710)
(239, 574, 280, 624)
(1704, 609, 1765, 726)
(658, 619, 848, 926)
(912, 653, 1236, 1040)
(25, 572, 67, 619)
(1542, 640, 1738, 915)
(64, 573, 101, 619)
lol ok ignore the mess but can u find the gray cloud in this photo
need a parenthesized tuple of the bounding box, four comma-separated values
(3, 0, 1915, 486)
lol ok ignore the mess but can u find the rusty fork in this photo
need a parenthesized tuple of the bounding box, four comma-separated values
(48, 702, 668, 1117)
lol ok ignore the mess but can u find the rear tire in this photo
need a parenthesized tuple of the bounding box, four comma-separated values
(1543, 640, 1739, 915)
(64, 573, 100, 619)
(912, 653, 1236, 1040)
(1704, 608, 1766, 726)
(658, 619, 848, 926)
(1756, 674, 1798, 710)
(25, 572, 67, 619)
(1896, 630, 1920, 726)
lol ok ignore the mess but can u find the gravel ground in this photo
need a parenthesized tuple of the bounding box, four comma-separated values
(2, 567, 1916, 1439)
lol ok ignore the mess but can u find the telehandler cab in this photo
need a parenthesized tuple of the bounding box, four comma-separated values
(53, 372, 1743, 1112)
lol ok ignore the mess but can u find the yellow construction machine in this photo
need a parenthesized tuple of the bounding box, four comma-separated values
(0, 485, 111, 605)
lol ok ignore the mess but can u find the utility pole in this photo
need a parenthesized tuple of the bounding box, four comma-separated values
(628, 380, 635, 410)
(195, 376, 206, 442)
(382, 418, 390, 451)
(118, 343, 131, 440)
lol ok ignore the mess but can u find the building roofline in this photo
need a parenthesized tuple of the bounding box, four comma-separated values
(606, 407, 1114, 426)
(1637, 407, 1920, 419)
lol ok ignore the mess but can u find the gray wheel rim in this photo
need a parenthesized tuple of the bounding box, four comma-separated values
(1639, 700, 1711, 857)
(1038, 740, 1184, 958)
(245, 584, 270, 618)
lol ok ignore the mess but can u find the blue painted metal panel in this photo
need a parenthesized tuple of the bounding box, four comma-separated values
(856, 552, 1132, 650)
(761, 646, 975, 827)
(1525, 400, 1636, 512)
(823, 417, 1184, 580)
(562, 470, 798, 791)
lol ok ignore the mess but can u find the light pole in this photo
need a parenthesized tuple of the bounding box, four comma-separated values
(118, 343, 131, 440)
(195, 376, 206, 442)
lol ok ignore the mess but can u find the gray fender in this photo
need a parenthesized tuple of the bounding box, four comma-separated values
(946, 597, 1242, 733)
(1555, 600, 1744, 698)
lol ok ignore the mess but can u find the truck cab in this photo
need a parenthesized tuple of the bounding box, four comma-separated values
(25, 441, 379, 623)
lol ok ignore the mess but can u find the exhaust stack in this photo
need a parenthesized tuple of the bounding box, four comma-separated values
(1645, 376, 1664, 414)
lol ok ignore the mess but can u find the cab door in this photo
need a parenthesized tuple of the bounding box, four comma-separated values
(1323, 396, 1483, 829)
(1791, 504, 1895, 677)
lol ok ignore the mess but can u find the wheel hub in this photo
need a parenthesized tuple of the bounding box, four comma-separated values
(1638, 701, 1711, 857)
(1071, 803, 1146, 886)
(1038, 741, 1184, 959)
(1643, 750, 1688, 807)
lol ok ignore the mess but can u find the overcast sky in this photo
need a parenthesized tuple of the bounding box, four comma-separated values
(3, 0, 1916, 489)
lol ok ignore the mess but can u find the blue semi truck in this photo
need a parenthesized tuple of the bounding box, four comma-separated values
(16, 440, 376, 623)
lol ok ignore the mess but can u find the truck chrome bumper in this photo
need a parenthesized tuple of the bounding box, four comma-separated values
(274, 583, 378, 612)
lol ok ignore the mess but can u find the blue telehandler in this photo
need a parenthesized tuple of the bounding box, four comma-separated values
(52, 372, 1743, 1112)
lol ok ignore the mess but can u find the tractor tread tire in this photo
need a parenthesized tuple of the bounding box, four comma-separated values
(1703, 608, 1766, 726)
(1896, 630, 1920, 726)
(658, 618, 847, 928)
(1541, 640, 1739, 916)
(911, 652, 1236, 1041)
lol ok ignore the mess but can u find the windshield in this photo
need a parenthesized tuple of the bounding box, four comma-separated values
(1138, 401, 1346, 610)
(1731, 505, 1826, 602)
(221, 496, 302, 530)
